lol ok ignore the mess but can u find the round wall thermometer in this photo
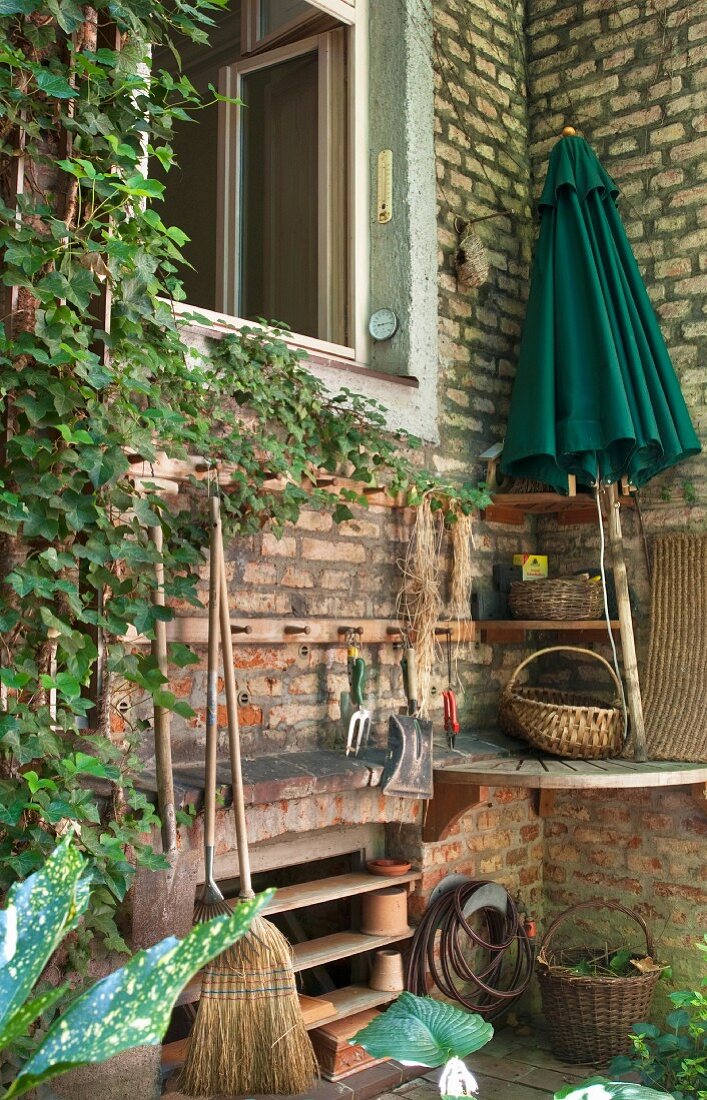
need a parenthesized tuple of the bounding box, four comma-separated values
(368, 308, 399, 341)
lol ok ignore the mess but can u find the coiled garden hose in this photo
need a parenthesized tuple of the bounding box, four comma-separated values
(405, 881, 535, 1020)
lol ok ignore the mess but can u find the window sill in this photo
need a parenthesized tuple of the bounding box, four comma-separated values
(167, 301, 419, 389)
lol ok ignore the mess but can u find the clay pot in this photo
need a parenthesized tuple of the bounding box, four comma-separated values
(360, 885, 409, 936)
(369, 949, 405, 992)
(366, 858, 412, 877)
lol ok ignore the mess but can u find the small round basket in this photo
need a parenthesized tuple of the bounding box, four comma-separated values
(509, 578, 603, 621)
(537, 901, 662, 1063)
(498, 646, 625, 759)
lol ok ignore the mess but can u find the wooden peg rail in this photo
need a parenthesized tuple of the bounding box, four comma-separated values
(124, 617, 478, 648)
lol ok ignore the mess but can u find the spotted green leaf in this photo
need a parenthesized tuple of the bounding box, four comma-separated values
(0, 838, 89, 1038)
(4, 891, 271, 1098)
(352, 992, 494, 1067)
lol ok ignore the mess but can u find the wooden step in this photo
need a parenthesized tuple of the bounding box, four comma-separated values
(304, 984, 399, 1029)
(253, 871, 421, 915)
(176, 929, 413, 1006)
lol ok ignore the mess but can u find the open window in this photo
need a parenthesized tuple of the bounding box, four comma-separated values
(157, 0, 360, 355)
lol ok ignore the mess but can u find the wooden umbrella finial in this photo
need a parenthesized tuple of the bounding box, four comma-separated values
(562, 125, 577, 137)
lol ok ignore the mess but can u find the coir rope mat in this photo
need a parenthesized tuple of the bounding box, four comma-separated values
(639, 534, 707, 762)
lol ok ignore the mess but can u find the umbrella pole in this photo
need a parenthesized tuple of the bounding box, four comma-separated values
(606, 483, 648, 761)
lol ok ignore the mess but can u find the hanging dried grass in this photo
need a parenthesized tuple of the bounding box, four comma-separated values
(397, 496, 444, 715)
(449, 511, 475, 621)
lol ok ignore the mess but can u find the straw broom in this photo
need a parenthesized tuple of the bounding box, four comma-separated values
(181, 491, 317, 1097)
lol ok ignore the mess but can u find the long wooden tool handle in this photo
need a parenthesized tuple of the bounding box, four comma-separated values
(150, 522, 177, 853)
(204, 493, 221, 852)
(216, 511, 254, 899)
(607, 484, 647, 761)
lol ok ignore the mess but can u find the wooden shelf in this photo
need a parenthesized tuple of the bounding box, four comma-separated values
(482, 491, 635, 527)
(423, 757, 707, 841)
(475, 619, 619, 642)
(177, 928, 413, 1007)
(239, 871, 421, 916)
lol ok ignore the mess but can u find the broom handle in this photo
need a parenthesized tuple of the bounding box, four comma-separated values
(204, 493, 221, 862)
(216, 509, 255, 900)
(150, 522, 177, 854)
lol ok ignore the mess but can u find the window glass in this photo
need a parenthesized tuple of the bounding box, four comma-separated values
(240, 53, 319, 338)
(260, 0, 311, 38)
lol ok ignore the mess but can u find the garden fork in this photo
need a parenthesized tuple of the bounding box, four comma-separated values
(346, 650, 371, 756)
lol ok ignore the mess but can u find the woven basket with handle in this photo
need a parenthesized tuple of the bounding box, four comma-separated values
(499, 646, 625, 759)
(537, 901, 662, 1063)
(509, 578, 603, 620)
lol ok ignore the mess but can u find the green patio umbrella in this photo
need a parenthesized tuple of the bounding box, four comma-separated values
(500, 128, 701, 760)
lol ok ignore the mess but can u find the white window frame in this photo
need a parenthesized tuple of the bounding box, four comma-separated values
(200, 0, 368, 364)
(242, 0, 356, 55)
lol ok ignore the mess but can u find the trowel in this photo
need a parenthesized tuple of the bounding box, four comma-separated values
(380, 643, 433, 798)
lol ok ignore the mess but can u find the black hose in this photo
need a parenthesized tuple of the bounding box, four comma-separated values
(405, 881, 534, 1020)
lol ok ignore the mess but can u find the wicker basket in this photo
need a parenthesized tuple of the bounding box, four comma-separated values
(509, 578, 604, 621)
(537, 901, 662, 1063)
(499, 646, 625, 759)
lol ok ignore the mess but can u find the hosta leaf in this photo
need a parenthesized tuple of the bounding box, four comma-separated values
(0, 839, 89, 1036)
(352, 992, 493, 1067)
(5, 891, 272, 1098)
(555, 1078, 674, 1100)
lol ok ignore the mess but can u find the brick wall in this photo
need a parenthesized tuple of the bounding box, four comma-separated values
(524, 0, 706, 1006)
(543, 787, 707, 1012)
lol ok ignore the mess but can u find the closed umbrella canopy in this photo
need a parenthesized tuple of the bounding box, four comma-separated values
(501, 133, 701, 492)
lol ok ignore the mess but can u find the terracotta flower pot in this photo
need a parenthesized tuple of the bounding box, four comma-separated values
(369, 949, 405, 992)
(360, 885, 409, 936)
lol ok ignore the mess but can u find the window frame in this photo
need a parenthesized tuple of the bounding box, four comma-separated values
(217, 30, 349, 351)
(242, 0, 356, 55)
(205, 0, 367, 363)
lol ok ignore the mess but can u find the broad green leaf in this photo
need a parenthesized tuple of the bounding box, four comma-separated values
(5, 891, 272, 1098)
(0, 983, 68, 1050)
(665, 1008, 691, 1030)
(554, 1077, 674, 1100)
(632, 1023, 661, 1039)
(0, 0, 39, 12)
(0, 839, 90, 1036)
(34, 70, 78, 99)
(352, 992, 493, 1067)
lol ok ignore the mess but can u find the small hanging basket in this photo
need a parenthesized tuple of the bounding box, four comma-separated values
(455, 226, 489, 288)
(509, 578, 604, 621)
(499, 645, 625, 759)
(537, 901, 662, 1063)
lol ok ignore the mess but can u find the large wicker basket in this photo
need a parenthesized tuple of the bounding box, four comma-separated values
(537, 901, 662, 1063)
(509, 578, 604, 620)
(499, 646, 625, 759)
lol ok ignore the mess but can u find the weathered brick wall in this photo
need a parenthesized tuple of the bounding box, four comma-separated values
(543, 787, 706, 1012)
(526, 0, 706, 522)
(524, 0, 707, 1004)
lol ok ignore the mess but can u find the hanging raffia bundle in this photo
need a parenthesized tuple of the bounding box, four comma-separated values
(397, 496, 443, 715)
(449, 511, 475, 621)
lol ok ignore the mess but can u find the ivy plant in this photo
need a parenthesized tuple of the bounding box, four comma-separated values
(0, 838, 270, 1098)
(0, 0, 488, 1060)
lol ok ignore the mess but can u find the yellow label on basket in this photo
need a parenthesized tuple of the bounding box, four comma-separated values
(513, 554, 548, 580)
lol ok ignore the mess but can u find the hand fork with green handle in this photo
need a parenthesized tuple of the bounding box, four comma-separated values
(346, 655, 371, 756)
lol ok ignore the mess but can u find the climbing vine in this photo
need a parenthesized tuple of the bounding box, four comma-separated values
(0, 0, 488, 1003)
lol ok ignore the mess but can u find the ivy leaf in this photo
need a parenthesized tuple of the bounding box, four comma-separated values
(0, 0, 40, 13)
(34, 70, 78, 99)
(168, 643, 199, 668)
(0, 839, 90, 1039)
(4, 892, 272, 1098)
